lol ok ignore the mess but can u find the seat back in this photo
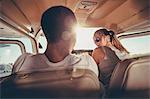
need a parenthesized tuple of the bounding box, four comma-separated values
(1, 68, 104, 98)
(108, 56, 150, 98)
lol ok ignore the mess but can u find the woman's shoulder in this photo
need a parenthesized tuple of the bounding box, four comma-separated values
(92, 47, 105, 64)
(93, 47, 105, 54)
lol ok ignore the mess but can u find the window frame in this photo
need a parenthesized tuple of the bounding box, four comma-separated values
(117, 30, 150, 39)
(117, 30, 150, 57)
(0, 39, 26, 54)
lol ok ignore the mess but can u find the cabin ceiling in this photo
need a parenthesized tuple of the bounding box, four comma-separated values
(0, 0, 150, 37)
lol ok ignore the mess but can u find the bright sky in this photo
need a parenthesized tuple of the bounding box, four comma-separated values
(120, 35, 150, 55)
(0, 44, 21, 65)
(74, 27, 100, 50)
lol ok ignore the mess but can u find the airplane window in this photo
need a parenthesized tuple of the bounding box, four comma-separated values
(74, 27, 100, 50)
(0, 44, 22, 77)
(120, 34, 150, 57)
(0, 37, 33, 53)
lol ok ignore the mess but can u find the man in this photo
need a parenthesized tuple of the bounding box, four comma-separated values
(12, 6, 98, 77)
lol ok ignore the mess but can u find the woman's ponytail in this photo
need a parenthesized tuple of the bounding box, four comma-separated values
(108, 30, 114, 42)
(108, 30, 129, 53)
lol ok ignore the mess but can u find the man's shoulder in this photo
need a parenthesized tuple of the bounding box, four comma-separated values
(71, 54, 92, 59)
(70, 54, 98, 76)
(70, 54, 94, 65)
(17, 53, 45, 63)
(25, 53, 44, 58)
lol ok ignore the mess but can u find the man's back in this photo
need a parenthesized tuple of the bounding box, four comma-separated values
(13, 53, 98, 76)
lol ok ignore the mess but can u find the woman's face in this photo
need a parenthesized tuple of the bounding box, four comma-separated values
(93, 33, 108, 47)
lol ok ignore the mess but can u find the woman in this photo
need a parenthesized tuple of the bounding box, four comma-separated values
(92, 29, 129, 88)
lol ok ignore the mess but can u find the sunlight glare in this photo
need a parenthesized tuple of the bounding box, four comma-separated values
(74, 25, 100, 50)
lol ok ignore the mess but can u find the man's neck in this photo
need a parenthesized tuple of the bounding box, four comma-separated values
(44, 44, 70, 63)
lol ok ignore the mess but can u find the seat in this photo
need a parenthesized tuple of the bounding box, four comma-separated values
(107, 56, 150, 98)
(1, 68, 104, 98)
